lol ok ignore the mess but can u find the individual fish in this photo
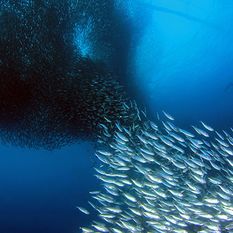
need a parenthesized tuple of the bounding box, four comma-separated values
(96, 150, 112, 157)
(150, 121, 158, 131)
(162, 110, 175, 121)
(215, 131, 225, 140)
(162, 121, 172, 131)
(192, 126, 209, 137)
(160, 136, 174, 147)
(95, 153, 109, 164)
(76, 206, 90, 215)
(169, 132, 185, 142)
(80, 227, 93, 232)
(137, 135, 149, 144)
(200, 121, 214, 132)
(143, 131, 158, 140)
(92, 223, 108, 232)
(115, 132, 129, 142)
(179, 128, 195, 138)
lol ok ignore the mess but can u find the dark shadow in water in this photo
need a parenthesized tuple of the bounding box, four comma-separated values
(136, 1, 221, 30)
(0, 0, 136, 150)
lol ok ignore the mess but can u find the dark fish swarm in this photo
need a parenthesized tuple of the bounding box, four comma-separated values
(0, 0, 132, 149)
(81, 107, 233, 233)
(0, 57, 131, 149)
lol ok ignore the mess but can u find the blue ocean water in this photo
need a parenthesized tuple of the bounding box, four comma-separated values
(0, 143, 99, 233)
(1, 0, 233, 232)
(131, 0, 233, 130)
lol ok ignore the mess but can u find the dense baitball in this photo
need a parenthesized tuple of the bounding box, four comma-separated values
(0, 0, 133, 149)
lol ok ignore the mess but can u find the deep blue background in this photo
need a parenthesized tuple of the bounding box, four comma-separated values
(1, 1, 233, 232)
(0, 143, 98, 233)
(131, 0, 233, 130)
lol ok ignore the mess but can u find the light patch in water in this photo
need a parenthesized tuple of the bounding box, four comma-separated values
(74, 18, 95, 59)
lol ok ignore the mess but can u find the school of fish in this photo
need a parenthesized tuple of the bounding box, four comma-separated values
(78, 101, 233, 233)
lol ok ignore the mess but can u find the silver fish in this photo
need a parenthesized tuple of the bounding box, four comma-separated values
(84, 109, 233, 233)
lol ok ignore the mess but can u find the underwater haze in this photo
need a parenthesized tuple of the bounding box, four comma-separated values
(0, 143, 99, 233)
(131, 0, 233, 129)
(0, 0, 233, 233)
